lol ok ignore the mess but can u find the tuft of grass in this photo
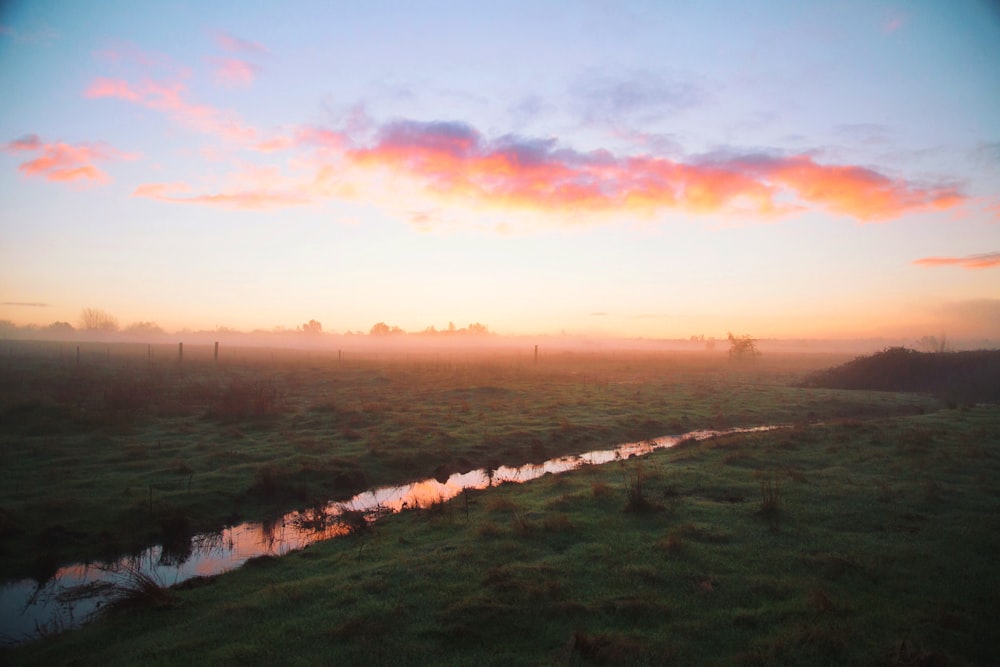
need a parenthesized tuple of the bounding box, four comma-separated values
(758, 470, 781, 518)
(622, 464, 660, 513)
(101, 565, 175, 615)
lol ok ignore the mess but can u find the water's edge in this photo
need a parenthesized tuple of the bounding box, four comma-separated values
(0, 425, 778, 645)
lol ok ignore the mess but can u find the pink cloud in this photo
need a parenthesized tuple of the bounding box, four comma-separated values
(132, 181, 309, 210)
(85, 77, 142, 102)
(343, 120, 964, 220)
(251, 126, 346, 154)
(213, 30, 269, 55)
(913, 252, 1000, 270)
(3, 135, 133, 185)
(85, 76, 257, 143)
(211, 57, 259, 87)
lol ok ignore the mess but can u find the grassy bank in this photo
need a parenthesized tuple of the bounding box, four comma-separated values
(0, 344, 933, 581)
(5, 405, 998, 665)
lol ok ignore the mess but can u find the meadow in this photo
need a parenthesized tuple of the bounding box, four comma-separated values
(2, 341, 997, 664)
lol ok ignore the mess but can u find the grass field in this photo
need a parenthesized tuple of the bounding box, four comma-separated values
(4, 341, 997, 664)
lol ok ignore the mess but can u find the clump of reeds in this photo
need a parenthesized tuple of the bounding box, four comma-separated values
(101, 565, 175, 615)
(758, 471, 781, 516)
(623, 465, 659, 513)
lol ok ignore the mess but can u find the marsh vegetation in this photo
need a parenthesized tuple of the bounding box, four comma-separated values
(1, 341, 997, 664)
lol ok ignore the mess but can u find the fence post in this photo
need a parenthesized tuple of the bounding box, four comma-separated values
(178, 342, 183, 363)
(214, 341, 219, 362)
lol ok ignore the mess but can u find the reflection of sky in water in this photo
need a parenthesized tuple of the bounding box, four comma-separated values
(0, 426, 775, 644)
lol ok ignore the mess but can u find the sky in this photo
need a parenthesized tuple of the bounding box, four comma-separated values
(1, 0, 998, 341)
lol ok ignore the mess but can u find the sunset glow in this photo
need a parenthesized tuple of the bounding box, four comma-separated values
(1, 2, 998, 341)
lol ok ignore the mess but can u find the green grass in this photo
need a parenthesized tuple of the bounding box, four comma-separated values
(0, 344, 934, 581)
(4, 401, 998, 665)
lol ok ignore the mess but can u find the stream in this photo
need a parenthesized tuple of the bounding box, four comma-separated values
(0, 425, 777, 645)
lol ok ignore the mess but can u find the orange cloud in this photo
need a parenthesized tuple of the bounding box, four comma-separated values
(743, 155, 963, 221)
(132, 181, 309, 210)
(86, 76, 257, 143)
(211, 57, 259, 87)
(913, 252, 1000, 269)
(343, 121, 962, 220)
(3, 134, 132, 184)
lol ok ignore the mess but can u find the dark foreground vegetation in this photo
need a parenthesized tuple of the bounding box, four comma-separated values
(803, 347, 1000, 404)
(2, 341, 998, 664)
(5, 405, 999, 665)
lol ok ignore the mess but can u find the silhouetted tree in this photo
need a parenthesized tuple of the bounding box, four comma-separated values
(917, 334, 948, 353)
(300, 319, 323, 335)
(727, 332, 759, 361)
(124, 321, 164, 334)
(45, 321, 75, 333)
(79, 308, 119, 332)
(369, 322, 404, 335)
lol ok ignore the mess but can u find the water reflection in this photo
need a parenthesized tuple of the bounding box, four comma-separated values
(0, 425, 775, 644)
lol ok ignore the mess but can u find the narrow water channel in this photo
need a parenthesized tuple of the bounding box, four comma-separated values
(0, 425, 777, 645)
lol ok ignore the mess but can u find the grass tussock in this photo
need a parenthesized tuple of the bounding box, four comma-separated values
(101, 566, 175, 615)
(622, 465, 660, 513)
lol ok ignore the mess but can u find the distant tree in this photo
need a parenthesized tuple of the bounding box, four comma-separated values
(79, 308, 119, 332)
(370, 322, 405, 336)
(466, 322, 490, 335)
(45, 321, 75, 333)
(727, 332, 759, 361)
(917, 334, 948, 353)
(124, 321, 164, 335)
(300, 319, 323, 335)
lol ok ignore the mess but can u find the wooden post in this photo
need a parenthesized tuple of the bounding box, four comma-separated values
(178, 342, 183, 363)
(214, 341, 219, 362)
(148, 344, 151, 361)
(76, 345, 80, 368)
(534, 345, 538, 365)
